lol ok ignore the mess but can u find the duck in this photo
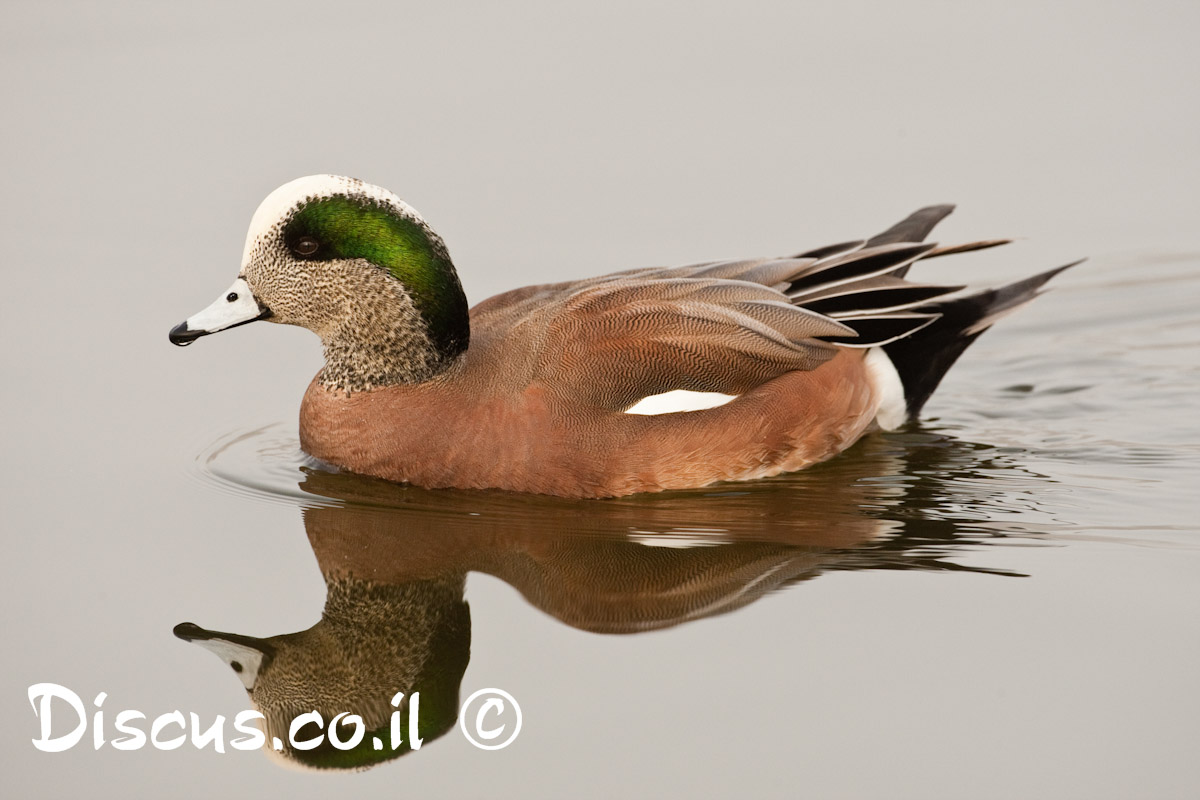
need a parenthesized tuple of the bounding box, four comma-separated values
(169, 175, 1077, 498)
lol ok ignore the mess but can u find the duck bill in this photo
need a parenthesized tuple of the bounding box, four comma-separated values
(173, 621, 275, 690)
(169, 277, 272, 346)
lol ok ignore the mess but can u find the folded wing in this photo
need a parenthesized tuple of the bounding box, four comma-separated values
(473, 205, 1027, 413)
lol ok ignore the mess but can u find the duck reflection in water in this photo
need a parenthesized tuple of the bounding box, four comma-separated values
(175, 431, 1045, 770)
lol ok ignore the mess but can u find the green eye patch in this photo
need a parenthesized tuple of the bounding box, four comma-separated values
(283, 196, 468, 358)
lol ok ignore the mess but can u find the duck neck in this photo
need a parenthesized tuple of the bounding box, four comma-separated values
(321, 573, 468, 631)
(319, 327, 460, 393)
(316, 272, 468, 393)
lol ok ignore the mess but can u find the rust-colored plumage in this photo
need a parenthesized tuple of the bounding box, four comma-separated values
(171, 176, 1078, 498)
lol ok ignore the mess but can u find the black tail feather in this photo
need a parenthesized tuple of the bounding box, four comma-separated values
(882, 260, 1082, 417)
(866, 204, 955, 247)
(786, 242, 935, 295)
(821, 313, 940, 347)
(794, 239, 865, 259)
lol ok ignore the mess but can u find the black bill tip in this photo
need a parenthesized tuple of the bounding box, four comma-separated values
(169, 322, 207, 347)
(173, 622, 207, 641)
(171, 622, 276, 660)
(169, 307, 271, 347)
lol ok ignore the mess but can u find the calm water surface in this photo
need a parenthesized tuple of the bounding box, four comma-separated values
(159, 252, 1197, 787)
(4, 251, 1198, 798)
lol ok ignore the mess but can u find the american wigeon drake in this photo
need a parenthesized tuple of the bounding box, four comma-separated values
(170, 175, 1076, 498)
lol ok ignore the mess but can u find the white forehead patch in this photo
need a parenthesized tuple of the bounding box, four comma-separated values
(240, 175, 426, 267)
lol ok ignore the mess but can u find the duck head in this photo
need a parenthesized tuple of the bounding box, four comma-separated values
(174, 573, 470, 770)
(169, 175, 470, 391)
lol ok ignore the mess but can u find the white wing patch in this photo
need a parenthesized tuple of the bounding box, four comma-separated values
(623, 389, 738, 415)
(627, 529, 730, 548)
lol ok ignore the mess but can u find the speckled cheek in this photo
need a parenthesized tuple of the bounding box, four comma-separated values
(243, 242, 316, 329)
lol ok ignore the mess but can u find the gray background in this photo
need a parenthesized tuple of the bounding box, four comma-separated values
(2, 1, 1198, 797)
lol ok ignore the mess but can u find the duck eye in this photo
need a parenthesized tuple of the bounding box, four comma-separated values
(293, 236, 320, 257)
(230, 661, 243, 673)
(226, 292, 239, 302)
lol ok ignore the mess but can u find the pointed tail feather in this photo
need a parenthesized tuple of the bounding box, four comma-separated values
(881, 260, 1083, 417)
(866, 204, 956, 247)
